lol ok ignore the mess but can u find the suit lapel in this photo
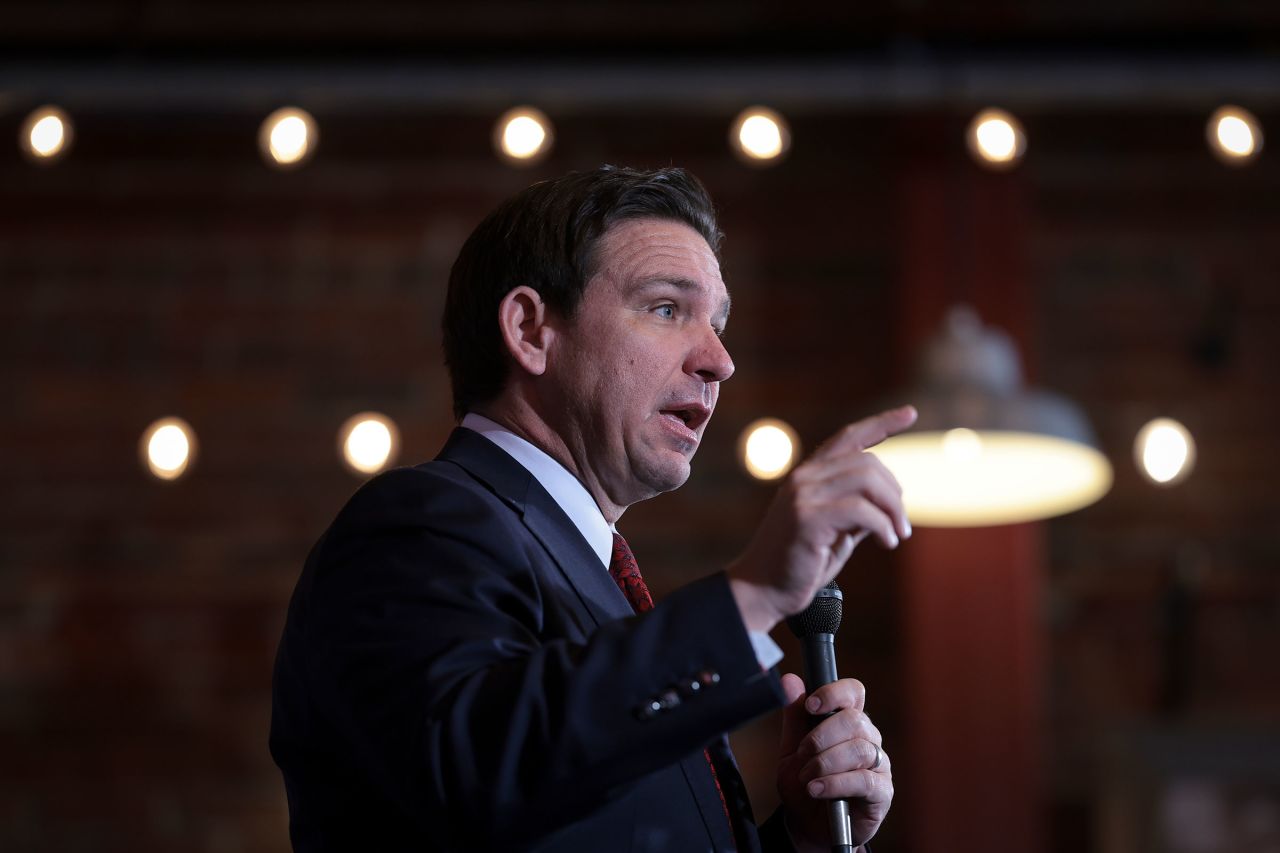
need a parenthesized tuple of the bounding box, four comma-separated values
(438, 430, 751, 849)
(435, 428, 633, 627)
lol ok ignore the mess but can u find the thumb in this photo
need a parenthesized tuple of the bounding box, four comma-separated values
(778, 672, 810, 757)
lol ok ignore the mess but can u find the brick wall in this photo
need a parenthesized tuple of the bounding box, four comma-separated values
(1, 105, 1277, 851)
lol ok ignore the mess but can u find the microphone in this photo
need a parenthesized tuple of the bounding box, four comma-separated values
(786, 581, 854, 853)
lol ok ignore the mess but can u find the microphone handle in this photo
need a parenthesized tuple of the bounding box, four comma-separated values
(800, 633, 855, 852)
(801, 632, 838, 688)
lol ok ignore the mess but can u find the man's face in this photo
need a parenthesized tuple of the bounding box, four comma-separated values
(543, 217, 734, 516)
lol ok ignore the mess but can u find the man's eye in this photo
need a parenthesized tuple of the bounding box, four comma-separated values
(654, 304, 676, 319)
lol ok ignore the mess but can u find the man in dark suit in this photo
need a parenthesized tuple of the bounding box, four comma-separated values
(270, 166, 914, 851)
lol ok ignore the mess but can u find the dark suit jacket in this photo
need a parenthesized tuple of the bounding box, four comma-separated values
(270, 427, 796, 851)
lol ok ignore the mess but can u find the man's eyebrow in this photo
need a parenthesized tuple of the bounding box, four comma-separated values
(632, 275, 701, 293)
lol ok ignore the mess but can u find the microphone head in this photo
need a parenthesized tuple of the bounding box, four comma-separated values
(785, 580, 843, 638)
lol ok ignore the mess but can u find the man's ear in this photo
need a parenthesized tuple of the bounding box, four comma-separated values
(497, 286, 554, 376)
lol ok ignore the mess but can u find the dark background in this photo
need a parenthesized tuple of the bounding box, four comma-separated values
(2, 3, 1279, 852)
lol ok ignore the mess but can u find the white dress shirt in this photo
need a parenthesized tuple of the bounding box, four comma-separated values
(461, 413, 783, 669)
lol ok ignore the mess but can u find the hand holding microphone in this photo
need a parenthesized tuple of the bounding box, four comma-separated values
(777, 582, 893, 852)
(787, 582, 856, 851)
(726, 407, 910, 851)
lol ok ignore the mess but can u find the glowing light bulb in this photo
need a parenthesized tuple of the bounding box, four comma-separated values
(20, 106, 73, 162)
(141, 417, 196, 481)
(1207, 106, 1263, 164)
(1135, 418, 1195, 486)
(740, 418, 800, 480)
(495, 107, 553, 164)
(730, 107, 791, 164)
(259, 107, 318, 168)
(941, 428, 983, 463)
(340, 412, 400, 475)
(967, 108, 1026, 169)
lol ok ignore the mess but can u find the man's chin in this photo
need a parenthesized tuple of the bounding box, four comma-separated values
(634, 456, 693, 498)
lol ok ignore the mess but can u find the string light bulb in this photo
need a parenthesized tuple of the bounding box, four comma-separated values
(259, 107, 318, 169)
(339, 412, 400, 476)
(966, 108, 1026, 170)
(1135, 417, 1195, 486)
(1207, 105, 1263, 165)
(20, 105, 73, 163)
(740, 418, 801, 480)
(730, 106, 791, 165)
(140, 417, 196, 481)
(494, 107, 554, 165)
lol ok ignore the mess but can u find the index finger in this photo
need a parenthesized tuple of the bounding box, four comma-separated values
(823, 405, 918, 456)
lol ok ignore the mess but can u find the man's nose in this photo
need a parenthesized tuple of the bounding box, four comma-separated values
(688, 325, 735, 383)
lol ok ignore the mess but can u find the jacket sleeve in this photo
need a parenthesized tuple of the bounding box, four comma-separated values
(289, 467, 785, 847)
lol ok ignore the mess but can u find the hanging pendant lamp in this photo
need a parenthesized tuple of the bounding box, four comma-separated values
(872, 306, 1113, 527)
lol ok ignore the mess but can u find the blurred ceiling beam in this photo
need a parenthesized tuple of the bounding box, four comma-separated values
(2, 57, 1280, 114)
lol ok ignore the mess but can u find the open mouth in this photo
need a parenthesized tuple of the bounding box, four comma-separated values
(660, 405, 710, 432)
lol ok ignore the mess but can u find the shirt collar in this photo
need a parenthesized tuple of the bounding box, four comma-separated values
(460, 413, 614, 569)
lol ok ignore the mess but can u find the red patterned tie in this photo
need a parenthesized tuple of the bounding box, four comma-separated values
(608, 532, 654, 613)
(608, 532, 737, 849)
